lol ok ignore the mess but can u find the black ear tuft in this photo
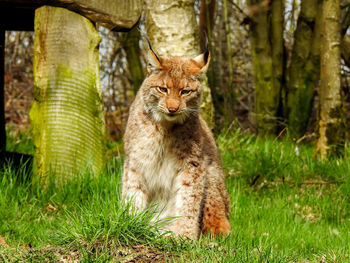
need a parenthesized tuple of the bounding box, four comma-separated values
(192, 34, 211, 75)
(139, 30, 162, 74)
(204, 49, 209, 66)
(143, 34, 161, 63)
(201, 31, 210, 66)
(139, 29, 161, 61)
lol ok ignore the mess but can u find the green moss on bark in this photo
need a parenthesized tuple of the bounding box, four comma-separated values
(123, 26, 145, 94)
(325, 122, 346, 157)
(286, 0, 322, 140)
(248, 0, 284, 137)
(314, 0, 346, 159)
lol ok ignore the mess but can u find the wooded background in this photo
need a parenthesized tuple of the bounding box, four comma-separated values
(4, 0, 350, 160)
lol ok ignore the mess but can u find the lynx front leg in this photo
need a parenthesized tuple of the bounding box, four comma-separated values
(122, 161, 148, 212)
(171, 170, 205, 240)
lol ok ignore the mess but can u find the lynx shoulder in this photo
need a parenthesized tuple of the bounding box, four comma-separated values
(122, 41, 230, 239)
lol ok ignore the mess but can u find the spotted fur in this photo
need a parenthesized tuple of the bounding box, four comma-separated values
(122, 47, 230, 239)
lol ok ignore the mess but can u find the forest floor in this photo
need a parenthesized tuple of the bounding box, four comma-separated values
(1, 128, 350, 262)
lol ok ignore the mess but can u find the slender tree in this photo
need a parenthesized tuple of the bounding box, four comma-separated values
(123, 26, 144, 94)
(247, 0, 284, 136)
(341, 33, 350, 66)
(315, 0, 346, 159)
(286, 0, 322, 140)
(199, 0, 216, 53)
(340, 5, 350, 66)
(199, 0, 222, 127)
(223, 0, 235, 123)
(0, 29, 4, 160)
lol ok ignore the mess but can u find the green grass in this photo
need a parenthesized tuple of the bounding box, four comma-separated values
(5, 126, 34, 155)
(1, 129, 350, 262)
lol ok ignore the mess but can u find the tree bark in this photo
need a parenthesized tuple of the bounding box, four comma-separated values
(248, 0, 284, 136)
(340, 7, 350, 67)
(341, 33, 350, 66)
(271, 0, 285, 132)
(31, 6, 105, 184)
(123, 26, 145, 95)
(286, 0, 322, 140)
(223, 0, 235, 124)
(1, 0, 142, 30)
(145, 0, 215, 128)
(315, 0, 346, 159)
(199, 0, 216, 52)
(199, 0, 225, 129)
(0, 28, 5, 159)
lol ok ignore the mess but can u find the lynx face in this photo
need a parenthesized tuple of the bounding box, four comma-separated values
(142, 47, 210, 124)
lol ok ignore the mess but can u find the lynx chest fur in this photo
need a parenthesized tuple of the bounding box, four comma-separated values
(133, 124, 179, 204)
(122, 41, 231, 239)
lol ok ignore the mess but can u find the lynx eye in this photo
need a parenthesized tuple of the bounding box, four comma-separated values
(180, 89, 192, 96)
(156, 86, 168, 94)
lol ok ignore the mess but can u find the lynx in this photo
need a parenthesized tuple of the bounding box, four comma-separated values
(122, 40, 231, 239)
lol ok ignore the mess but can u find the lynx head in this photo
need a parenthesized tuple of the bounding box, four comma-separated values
(141, 41, 210, 124)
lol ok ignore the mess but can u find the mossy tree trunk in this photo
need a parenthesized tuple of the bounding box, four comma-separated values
(222, 0, 235, 124)
(271, 0, 286, 131)
(286, 0, 322, 140)
(123, 26, 144, 95)
(145, 0, 215, 128)
(248, 0, 284, 136)
(315, 0, 346, 159)
(31, 6, 105, 184)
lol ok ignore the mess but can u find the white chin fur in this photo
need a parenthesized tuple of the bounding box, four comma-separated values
(152, 110, 187, 124)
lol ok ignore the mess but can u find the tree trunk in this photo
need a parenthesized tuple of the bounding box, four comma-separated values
(315, 0, 346, 159)
(200, 0, 227, 129)
(123, 26, 145, 94)
(4, 0, 142, 30)
(248, 0, 284, 136)
(271, 0, 285, 132)
(338, 7, 350, 66)
(341, 34, 350, 66)
(223, 0, 235, 124)
(0, 28, 5, 159)
(286, 0, 322, 140)
(30, 6, 105, 184)
(0, 29, 6, 160)
(145, 0, 215, 128)
(199, 0, 216, 52)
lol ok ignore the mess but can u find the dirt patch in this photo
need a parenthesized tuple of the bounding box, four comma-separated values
(119, 245, 170, 263)
(0, 241, 173, 263)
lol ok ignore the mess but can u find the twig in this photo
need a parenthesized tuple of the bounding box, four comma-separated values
(227, 0, 249, 17)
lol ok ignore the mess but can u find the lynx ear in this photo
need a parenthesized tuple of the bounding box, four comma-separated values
(147, 48, 162, 74)
(192, 50, 210, 74)
(144, 36, 162, 74)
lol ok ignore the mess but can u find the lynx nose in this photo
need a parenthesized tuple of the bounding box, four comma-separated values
(168, 107, 178, 113)
(167, 98, 180, 113)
